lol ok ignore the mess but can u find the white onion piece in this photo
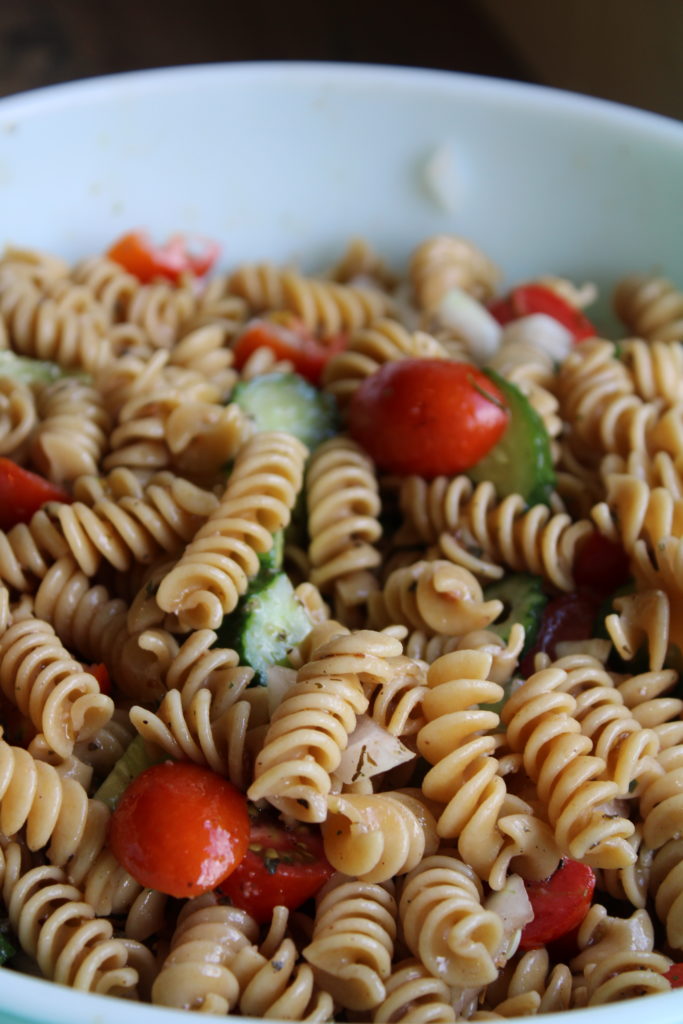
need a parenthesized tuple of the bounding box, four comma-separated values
(265, 665, 298, 717)
(333, 715, 415, 786)
(485, 873, 534, 962)
(435, 287, 502, 364)
(500, 313, 574, 363)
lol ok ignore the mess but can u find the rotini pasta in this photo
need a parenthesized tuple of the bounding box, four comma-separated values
(1, 230, 682, 1024)
(155, 430, 307, 629)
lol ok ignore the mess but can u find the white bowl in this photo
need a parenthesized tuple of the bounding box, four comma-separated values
(1, 61, 683, 1024)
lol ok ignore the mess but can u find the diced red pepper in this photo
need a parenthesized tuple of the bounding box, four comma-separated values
(489, 283, 597, 342)
(0, 458, 72, 530)
(86, 663, 111, 696)
(232, 316, 348, 386)
(520, 859, 596, 950)
(665, 963, 683, 987)
(107, 230, 220, 284)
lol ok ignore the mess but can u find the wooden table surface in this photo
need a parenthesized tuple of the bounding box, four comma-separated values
(3, 0, 682, 120)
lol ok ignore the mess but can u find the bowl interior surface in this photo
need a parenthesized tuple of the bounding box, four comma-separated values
(0, 61, 683, 1024)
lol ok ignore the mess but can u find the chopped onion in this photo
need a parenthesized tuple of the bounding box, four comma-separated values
(265, 665, 298, 717)
(333, 715, 415, 786)
(500, 313, 574, 363)
(435, 287, 502, 364)
(485, 873, 534, 962)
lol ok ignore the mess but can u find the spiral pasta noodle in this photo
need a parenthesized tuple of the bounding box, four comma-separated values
(155, 430, 307, 630)
(369, 559, 504, 635)
(501, 665, 636, 868)
(372, 958, 456, 1024)
(249, 628, 401, 821)
(0, 266, 113, 373)
(535, 651, 662, 794)
(227, 263, 392, 334)
(398, 852, 503, 988)
(416, 649, 559, 889)
(409, 234, 500, 310)
(30, 377, 112, 483)
(306, 435, 382, 618)
(321, 789, 439, 882)
(302, 876, 397, 1011)
(0, 616, 114, 758)
(614, 273, 683, 343)
(0, 841, 155, 998)
(399, 475, 594, 591)
(151, 893, 259, 1012)
(0, 376, 36, 458)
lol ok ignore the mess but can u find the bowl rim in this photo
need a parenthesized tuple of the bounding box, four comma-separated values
(0, 59, 682, 1024)
(0, 59, 681, 143)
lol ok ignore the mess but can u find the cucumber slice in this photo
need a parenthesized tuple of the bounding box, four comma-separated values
(257, 529, 284, 578)
(484, 573, 547, 658)
(0, 929, 15, 967)
(216, 571, 312, 685)
(94, 734, 167, 811)
(468, 369, 555, 506)
(232, 371, 338, 450)
(0, 350, 70, 386)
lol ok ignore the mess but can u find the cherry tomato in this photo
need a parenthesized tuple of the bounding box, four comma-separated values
(519, 590, 603, 676)
(347, 359, 509, 478)
(0, 458, 72, 530)
(489, 283, 597, 343)
(573, 530, 631, 596)
(108, 761, 249, 898)
(219, 807, 334, 923)
(233, 316, 347, 386)
(520, 859, 596, 950)
(86, 662, 111, 696)
(665, 964, 683, 987)
(107, 230, 220, 284)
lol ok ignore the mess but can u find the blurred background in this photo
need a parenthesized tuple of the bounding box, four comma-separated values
(1, 0, 682, 121)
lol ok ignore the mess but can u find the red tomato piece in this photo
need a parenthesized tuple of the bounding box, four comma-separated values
(0, 458, 71, 530)
(232, 317, 347, 385)
(347, 359, 509, 478)
(665, 963, 683, 987)
(108, 762, 249, 898)
(520, 859, 596, 950)
(489, 283, 597, 342)
(86, 662, 111, 696)
(519, 590, 603, 677)
(219, 808, 334, 923)
(107, 230, 220, 284)
(573, 530, 631, 596)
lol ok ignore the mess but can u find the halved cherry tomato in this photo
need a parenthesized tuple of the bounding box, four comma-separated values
(0, 458, 72, 530)
(489, 283, 597, 343)
(232, 316, 348, 386)
(573, 530, 631, 596)
(108, 761, 249, 898)
(519, 590, 603, 677)
(520, 859, 596, 950)
(348, 359, 509, 478)
(219, 807, 334, 923)
(86, 662, 111, 696)
(107, 230, 220, 284)
(665, 963, 683, 987)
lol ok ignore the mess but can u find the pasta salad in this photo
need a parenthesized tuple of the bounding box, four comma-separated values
(0, 229, 682, 1020)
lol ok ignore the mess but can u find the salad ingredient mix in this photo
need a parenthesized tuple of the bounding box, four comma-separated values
(0, 231, 681, 1019)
